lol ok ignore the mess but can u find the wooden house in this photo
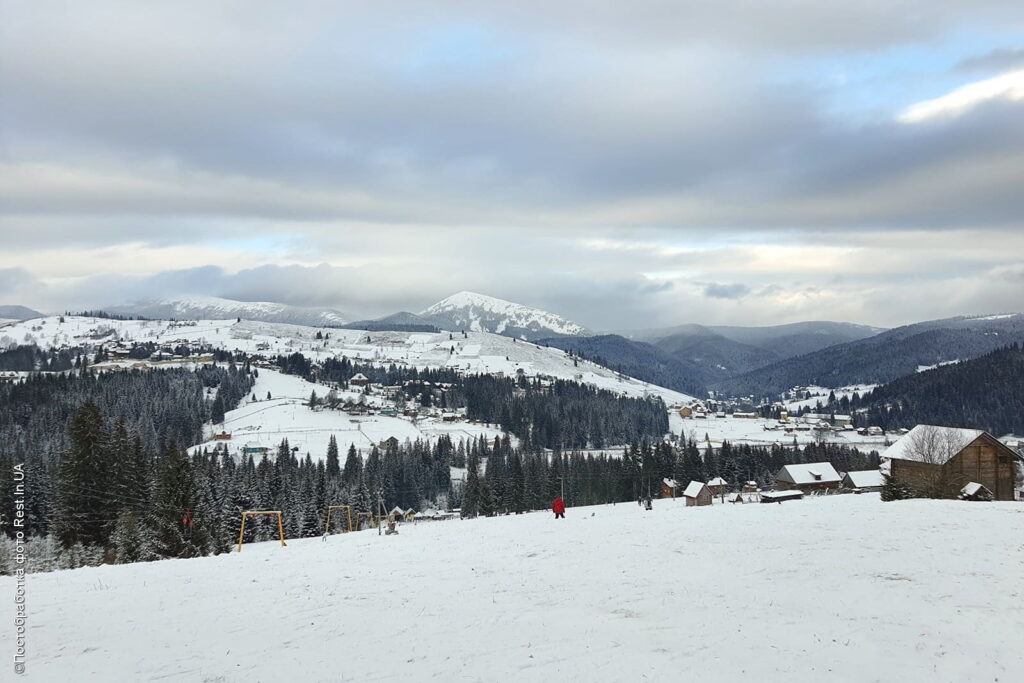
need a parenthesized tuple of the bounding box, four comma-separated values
(678, 406, 693, 418)
(659, 478, 679, 499)
(706, 476, 728, 496)
(683, 481, 712, 507)
(842, 469, 885, 492)
(881, 425, 1023, 501)
(774, 462, 841, 492)
(349, 373, 370, 387)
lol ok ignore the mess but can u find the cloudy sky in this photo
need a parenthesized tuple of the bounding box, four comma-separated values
(1, 1, 1023, 329)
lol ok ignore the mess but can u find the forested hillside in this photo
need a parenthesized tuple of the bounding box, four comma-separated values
(539, 334, 708, 396)
(714, 315, 1024, 398)
(848, 344, 1024, 436)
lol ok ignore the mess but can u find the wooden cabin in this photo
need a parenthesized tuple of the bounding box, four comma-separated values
(881, 425, 1023, 501)
(774, 462, 842, 492)
(683, 481, 712, 507)
(842, 470, 885, 492)
(707, 476, 728, 497)
(660, 478, 679, 499)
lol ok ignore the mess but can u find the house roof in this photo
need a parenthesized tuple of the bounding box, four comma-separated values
(683, 480, 708, 498)
(350, 373, 369, 381)
(662, 478, 678, 488)
(844, 470, 885, 488)
(775, 462, 841, 485)
(881, 425, 984, 464)
(707, 476, 728, 486)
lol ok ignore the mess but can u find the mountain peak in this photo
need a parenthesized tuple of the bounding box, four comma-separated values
(421, 291, 587, 340)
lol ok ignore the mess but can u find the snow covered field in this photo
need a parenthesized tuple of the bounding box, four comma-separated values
(669, 412, 893, 451)
(8, 494, 1023, 682)
(190, 369, 506, 459)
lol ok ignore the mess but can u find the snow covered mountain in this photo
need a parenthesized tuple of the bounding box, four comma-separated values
(421, 291, 588, 341)
(107, 295, 352, 327)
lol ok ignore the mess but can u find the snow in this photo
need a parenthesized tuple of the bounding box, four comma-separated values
(10, 494, 1024, 681)
(880, 425, 984, 463)
(782, 384, 877, 411)
(190, 369, 506, 460)
(671, 411, 892, 450)
(422, 290, 588, 336)
(777, 462, 841, 485)
(961, 482, 986, 497)
(707, 476, 728, 487)
(3, 316, 690, 405)
(916, 359, 960, 373)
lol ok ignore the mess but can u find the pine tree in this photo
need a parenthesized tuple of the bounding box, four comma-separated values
(326, 436, 340, 479)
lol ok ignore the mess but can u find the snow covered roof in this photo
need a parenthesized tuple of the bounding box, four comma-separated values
(683, 480, 707, 498)
(880, 425, 984, 464)
(960, 482, 989, 497)
(662, 478, 678, 489)
(707, 476, 728, 487)
(350, 373, 369, 381)
(844, 470, 885, 488)
(762, 490, 804, 501)
(775, 462, 841, 485)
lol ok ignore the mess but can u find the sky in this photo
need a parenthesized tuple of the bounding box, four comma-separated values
(1, 1, 1023, 330)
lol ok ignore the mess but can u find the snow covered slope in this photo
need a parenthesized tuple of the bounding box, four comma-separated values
(3, 315, 692, 405)
(422, 291, 588, 340)
(0, 304, 43, 320)
(189, 368, 505, 459)
(10, 494, 1024, 681)
(107, 295, 352, 327)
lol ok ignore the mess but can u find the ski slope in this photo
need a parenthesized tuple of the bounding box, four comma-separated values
(9, 494, 1023, 681)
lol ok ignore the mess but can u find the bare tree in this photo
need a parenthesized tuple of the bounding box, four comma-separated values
(897, 426, 973, 497)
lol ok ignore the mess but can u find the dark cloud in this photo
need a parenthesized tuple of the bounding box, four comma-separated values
(703, 283, 751, 300)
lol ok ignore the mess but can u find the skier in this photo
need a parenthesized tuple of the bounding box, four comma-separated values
(552, 496, 566, 519)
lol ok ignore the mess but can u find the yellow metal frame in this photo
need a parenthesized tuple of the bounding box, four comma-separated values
(236, 510, 287, 552)
(324, 505, 354, 535)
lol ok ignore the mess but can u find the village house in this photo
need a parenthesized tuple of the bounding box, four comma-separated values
(349, 373, 370, 387)
(706, 476, 728, 496)
(774, 462, 842, 492)
(842, 469, 885, 492)
(683, 480, 713, 507)
(659, 478, 679, 499)
(881, 425, 1024, 501)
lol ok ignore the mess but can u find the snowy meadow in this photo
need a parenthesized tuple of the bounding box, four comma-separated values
(6, 493, 1023, 682)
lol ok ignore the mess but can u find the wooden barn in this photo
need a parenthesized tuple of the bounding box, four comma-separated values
(774, 462, 842, 492)
(881, 425, 1023, 501)
(683, 481, 712, 507)
(660, 478, 679, 499)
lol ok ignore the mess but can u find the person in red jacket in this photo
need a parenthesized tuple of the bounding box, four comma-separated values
(552, 496, 566, 519)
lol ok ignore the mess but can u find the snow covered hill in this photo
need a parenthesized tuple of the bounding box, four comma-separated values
(10, 494, 1023, 681)
(188, 368, 505, 460)
(107, 295, 352, 327)
(4, 315, 692, 405)
(0, 304, 43, 320)
(422, 291, 588, 340)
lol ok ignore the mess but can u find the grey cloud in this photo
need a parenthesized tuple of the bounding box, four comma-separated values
(703, 283, 751, 300)
(955, 47, 1024, 73)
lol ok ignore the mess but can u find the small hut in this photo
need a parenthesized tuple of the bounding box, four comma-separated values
(683, 481, 712, 507)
